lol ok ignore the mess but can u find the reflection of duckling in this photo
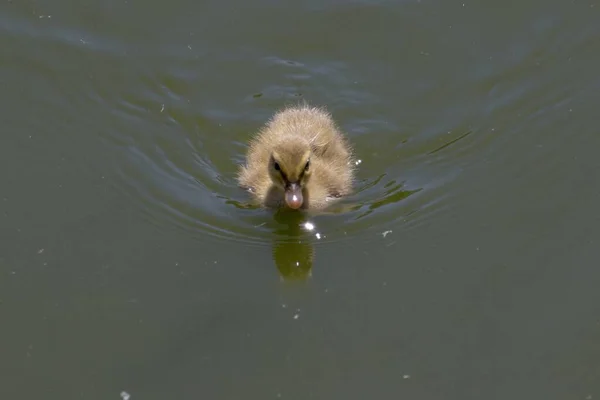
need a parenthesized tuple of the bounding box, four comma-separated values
(238, 105, 354, 210)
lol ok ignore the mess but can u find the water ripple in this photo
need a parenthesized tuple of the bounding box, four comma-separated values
(48, 4, 593, 251)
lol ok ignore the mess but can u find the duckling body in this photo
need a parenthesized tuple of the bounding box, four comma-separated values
(238, 105, 354, 210)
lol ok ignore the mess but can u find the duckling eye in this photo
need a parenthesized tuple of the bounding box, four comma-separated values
(274, 162, 281, 171)
(304, 160, 310, 171)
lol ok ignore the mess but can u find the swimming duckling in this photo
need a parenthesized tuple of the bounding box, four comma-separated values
(238, 105, 354, 210)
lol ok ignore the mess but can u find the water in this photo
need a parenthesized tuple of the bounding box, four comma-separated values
(1, 0, 600, 398)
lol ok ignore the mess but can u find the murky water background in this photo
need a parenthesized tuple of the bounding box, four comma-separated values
(2, 0, 600, 398)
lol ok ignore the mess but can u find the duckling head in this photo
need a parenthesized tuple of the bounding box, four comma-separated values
(268, 136, 312, 210)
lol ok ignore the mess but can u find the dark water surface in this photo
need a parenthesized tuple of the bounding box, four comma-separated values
(2, 0, 600, 398)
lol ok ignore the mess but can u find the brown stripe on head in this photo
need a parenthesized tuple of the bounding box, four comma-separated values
(271, 136, 311, 183)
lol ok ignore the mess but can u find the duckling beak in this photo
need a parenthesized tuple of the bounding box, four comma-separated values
(285, 183, 303, 209)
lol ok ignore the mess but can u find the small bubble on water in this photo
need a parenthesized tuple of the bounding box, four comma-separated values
(120, 391, 131, 400)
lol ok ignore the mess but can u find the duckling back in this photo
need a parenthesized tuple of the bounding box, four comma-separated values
(265, 106, 350, 160)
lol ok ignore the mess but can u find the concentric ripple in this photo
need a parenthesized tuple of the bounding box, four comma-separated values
(95, 52, 496, 250)
(53, 23, 571, 251)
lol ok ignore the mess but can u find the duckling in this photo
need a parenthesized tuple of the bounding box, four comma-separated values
(238, 105, 354, 210)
